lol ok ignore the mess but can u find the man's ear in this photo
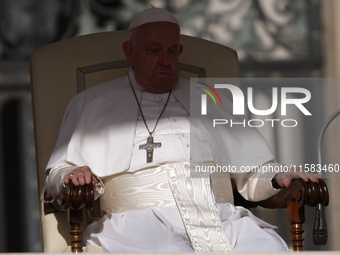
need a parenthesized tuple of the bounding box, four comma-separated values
(179, 44, 183, 55)
(122, 41, 134, 66)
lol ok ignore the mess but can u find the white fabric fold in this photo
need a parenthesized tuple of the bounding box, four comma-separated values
(233, 162, 282, 201)
(84, 204, 288, 252)
(46, 165, 77, 197)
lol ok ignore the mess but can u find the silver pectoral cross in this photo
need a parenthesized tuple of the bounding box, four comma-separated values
(139, 135, 161, 163)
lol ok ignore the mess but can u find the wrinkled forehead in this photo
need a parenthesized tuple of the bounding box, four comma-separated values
(129, 22, 180, 44)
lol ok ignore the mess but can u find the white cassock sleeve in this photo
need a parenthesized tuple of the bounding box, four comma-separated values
(232, 161, 282, 202)
(46, 164, 77, 197)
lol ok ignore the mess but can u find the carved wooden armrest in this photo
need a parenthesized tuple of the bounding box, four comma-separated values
(44, 182, 94, 253)
(257, 178, 329, 251)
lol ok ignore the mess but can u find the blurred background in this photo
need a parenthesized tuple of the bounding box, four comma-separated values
(0, 0, 339, 252)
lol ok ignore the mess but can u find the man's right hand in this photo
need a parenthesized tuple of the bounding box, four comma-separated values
(64, 166, 95, 186)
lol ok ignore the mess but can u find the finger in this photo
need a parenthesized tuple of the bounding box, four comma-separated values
(301, 176, 309, 182)
(275, 174, 292, 188)
(69, 173, 80, 186)
(64, 173, 77, 185)
(290, 171, 309, 182)
(81, 166, 93, 185)
(75, 169, 90, 185)
(63, 166, 93, 186)
(64, 176, 70, 185)
(92, 175, 97, 186)
(289, 168, 312, 182)
(63, 171, 82, 186)
(77, 174, 86, 185)
(73, 167, 89, 185)
(297, 171, 321, 183)
(283, 178, 292, 188)
(306, 173, 321, 183)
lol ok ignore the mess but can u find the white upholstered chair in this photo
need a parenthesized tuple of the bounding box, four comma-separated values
(29, 30, 328, 252)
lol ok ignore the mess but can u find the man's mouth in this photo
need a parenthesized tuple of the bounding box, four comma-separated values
(156, 71, 171, 75)
(154, 73, 170, 79)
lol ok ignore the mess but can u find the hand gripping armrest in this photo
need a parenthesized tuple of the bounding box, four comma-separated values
(44, 182, 94, 253)
(257, 178, 329, 251)
(44, 182, 94, 213)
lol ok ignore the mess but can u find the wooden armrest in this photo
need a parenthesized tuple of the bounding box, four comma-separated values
(263, 178, 329, 250)
(257, 178, 329, 208)
(235, 178, 329, 251)
(44, 182, 94, 213)
(44, 182, 94, 253)
(60, 182, 94, 211)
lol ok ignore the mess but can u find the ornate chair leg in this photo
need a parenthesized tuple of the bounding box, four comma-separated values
(313, 203, 328, 245)
(287, 200, 305, 251)
(69, 209, 83, 253)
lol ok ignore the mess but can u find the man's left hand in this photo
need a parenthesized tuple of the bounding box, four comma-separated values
(275, 169, 321, 188)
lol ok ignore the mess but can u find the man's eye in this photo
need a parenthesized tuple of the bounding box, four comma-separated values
(168, 48, 179, 56)
(147, 48, 161, 56)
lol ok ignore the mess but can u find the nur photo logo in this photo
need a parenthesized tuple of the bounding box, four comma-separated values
(195, 80, 313, 128)
(196, 82, 223, 115)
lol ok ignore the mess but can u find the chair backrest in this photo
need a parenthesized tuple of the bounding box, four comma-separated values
(29, 30, 239, 252)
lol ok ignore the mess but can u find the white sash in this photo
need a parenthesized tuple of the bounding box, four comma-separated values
(165, 162, 232, 252)
(101, 163, 233, 252)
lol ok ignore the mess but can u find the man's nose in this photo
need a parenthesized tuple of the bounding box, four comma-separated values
(159, 50, 171, 66)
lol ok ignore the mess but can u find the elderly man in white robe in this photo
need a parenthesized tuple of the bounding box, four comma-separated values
(46, 7, 320, 252)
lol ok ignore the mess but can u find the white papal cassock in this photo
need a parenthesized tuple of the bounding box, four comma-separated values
(46, 69, 288, 252)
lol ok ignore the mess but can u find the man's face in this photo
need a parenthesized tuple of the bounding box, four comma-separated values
(123, 22, 183, 94)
